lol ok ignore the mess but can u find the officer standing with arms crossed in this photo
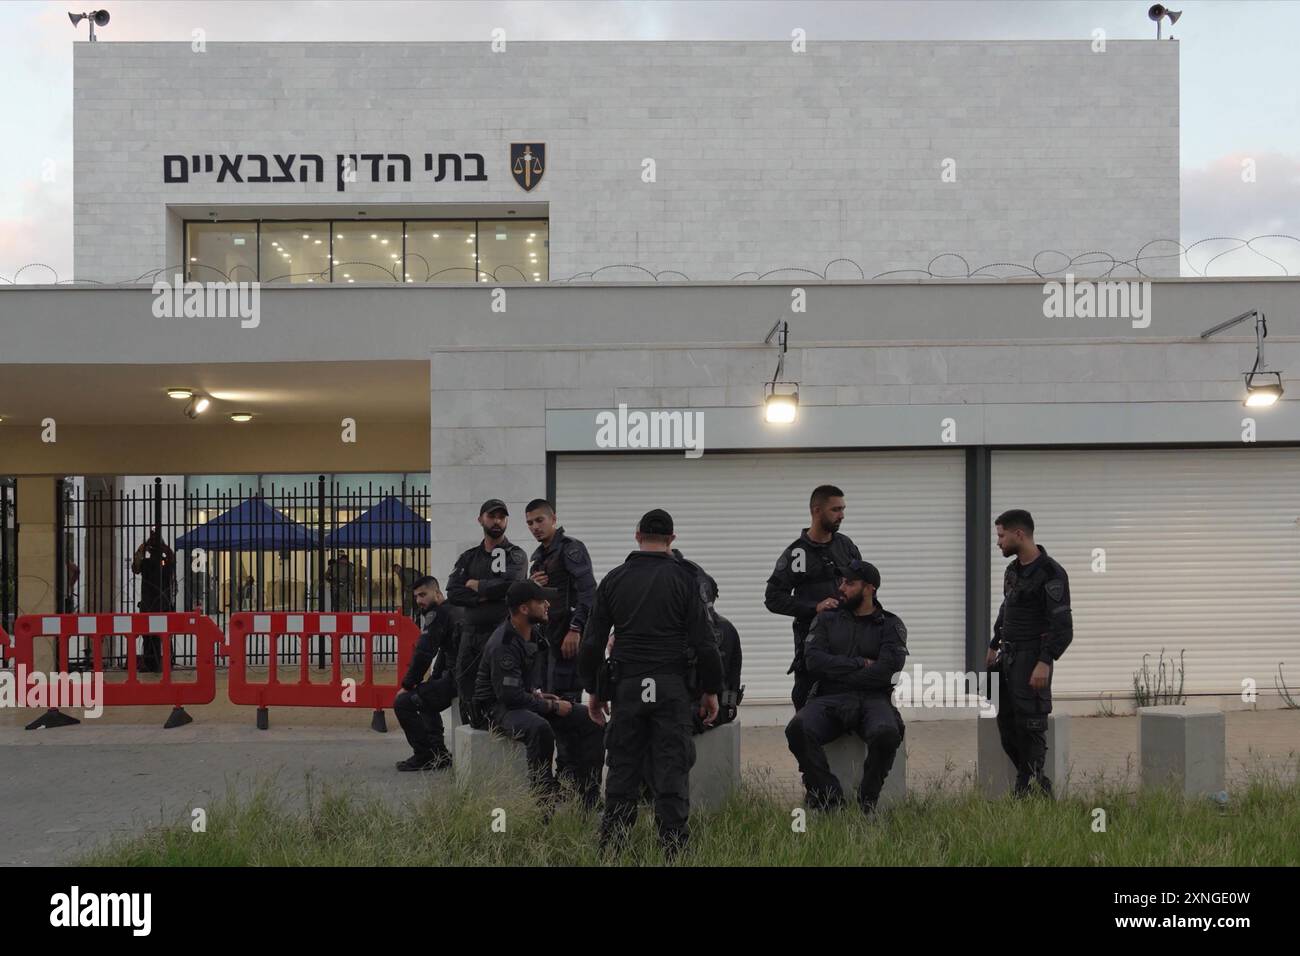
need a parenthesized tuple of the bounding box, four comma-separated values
(392, 575, 456, 771)
(988, 509, 1073, 797)
(765, 484, 862, 711)
(579, 509, 724, 856)
(785, 560, 907, 814)
(524, 498, 596, 704)
(447, 499, 527, 726)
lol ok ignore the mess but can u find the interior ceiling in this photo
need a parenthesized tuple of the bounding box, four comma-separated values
(0, 361, 429, 426)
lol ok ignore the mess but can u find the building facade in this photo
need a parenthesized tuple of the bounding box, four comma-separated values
(3, 39, 1298, 715)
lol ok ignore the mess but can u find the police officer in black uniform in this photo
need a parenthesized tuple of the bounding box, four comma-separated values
(765, 484, 862, 711)
(474, 580, 604, 807)
(447, 499, 527, 726)
(393, 576, 456, 771)
(524, 498, 597, 703)
(785, 560, 907, 814)
(673, 549, 743, 732)
(580, 509, 724, 856)
(988, 509, 1073, 797)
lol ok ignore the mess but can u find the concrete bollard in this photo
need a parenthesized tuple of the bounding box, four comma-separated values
(689, 720, 741, 812)
(977, 713, 1071, 797)
(453, 724, 528, 793)
(1138, 705, 1225, 797)
(822, 732, 906, 807)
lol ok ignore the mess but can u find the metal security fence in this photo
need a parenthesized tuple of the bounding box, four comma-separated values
(1, 478, 16, 638)
(55, 476, 431, 670)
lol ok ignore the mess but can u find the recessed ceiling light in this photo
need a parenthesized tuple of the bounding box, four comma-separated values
(301, 233, 309, 239)
(314, 239, 322, 245)
(371, 234, 378, 239)
(347, 279, 355, 283)
(229, 412, 253, 423)
(189, 256, 197, 262)
(432, 233, 440, 238)
(381, 239, 389, 245)
(166, 388, 194, 400)
(342, 273, 350, 278)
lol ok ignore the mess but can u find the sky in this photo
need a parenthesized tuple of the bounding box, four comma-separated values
(1, 0, 1297, 281)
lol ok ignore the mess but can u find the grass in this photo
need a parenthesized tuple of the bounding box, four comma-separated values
(78, 765, 1300, 867)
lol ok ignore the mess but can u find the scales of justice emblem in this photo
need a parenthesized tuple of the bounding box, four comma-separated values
(511, 143, 545, 192)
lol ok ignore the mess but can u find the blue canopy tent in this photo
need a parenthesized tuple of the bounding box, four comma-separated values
(322, 495, 429, 548)
(175, 496, 318, 551)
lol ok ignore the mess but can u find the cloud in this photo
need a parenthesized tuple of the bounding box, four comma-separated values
(1181, 152, 1300, 276)
(0, 176, 73, 284)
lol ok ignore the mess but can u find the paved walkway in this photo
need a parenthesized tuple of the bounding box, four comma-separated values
(2, 709, 1296, 865)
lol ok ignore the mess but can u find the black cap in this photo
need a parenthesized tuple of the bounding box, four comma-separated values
(843, 559, 881, 588)
(638, 508, 674, 536)
(507, 580, 560, 608)
(479, 498, 509, 516)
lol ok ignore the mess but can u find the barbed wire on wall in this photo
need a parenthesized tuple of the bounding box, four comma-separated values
(2, 235, 1298, 286)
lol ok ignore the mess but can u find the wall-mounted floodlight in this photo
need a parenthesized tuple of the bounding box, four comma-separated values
(1200, 309, 1284, 408)
(68, 9, 110, 41)
(763, 319, 799, 424)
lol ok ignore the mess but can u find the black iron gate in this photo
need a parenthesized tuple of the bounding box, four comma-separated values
(55, 475, 431, 669)
(1, 478, 15, 638)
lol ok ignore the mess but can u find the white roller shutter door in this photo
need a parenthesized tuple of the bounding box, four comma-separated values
(991, 448, 1300, 697)
(556, 450, 966, 703)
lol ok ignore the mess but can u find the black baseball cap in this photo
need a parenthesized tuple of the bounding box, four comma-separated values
(507, 580, 560, 608)
(843, 559, 881, 588)
(638, 508, 674, 535)
(479, 498, 509, 516)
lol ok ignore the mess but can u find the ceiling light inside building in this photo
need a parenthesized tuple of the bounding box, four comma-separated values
(229, 412, 253, 423)
(166, 388, 194, 400)
(184, 396, 211, 419)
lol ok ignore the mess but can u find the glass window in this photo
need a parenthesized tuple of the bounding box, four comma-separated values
(332, 221, 403, 283)
(477, 220, 548, 283)
(260, 222, 330, 284)
(402, 221, 477, 283)
(186, 223, 257, 283)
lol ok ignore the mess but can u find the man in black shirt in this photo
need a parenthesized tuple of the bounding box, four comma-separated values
(785, 560, 907, 814)
(580, 509, 724, 856)
(673, 550, 743, 732)
(393, 576, 457, 771)
(474, 580, 604, 808)
(765, 484, 862, 711)
(988, 509, 1073, 797)
(447, 499, 527, 727)
(524, 498, 596, 704)
(131, 528, 175, 673)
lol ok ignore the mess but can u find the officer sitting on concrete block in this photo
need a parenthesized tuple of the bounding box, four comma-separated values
(473, 580, 604, 808)
(785, 559, 907, 814)
(393, 576, 456, 772)
(673, 549, 743, 733)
